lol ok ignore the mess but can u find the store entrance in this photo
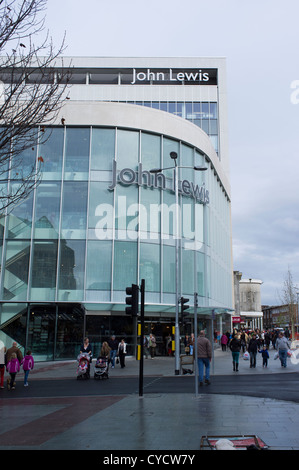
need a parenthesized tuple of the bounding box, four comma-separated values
(144, 320, 174, 356)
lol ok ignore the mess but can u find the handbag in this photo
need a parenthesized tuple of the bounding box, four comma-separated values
(116, 357, 119, 364)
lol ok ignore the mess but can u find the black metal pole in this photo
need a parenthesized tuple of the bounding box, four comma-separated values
(139, 279, 145, 397)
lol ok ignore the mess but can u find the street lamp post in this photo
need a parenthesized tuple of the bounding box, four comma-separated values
(150, 152, 207, 375)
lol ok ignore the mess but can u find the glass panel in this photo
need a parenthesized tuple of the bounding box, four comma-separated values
(27, 305, 55, 361)
(201, 103, 210, 119)
(159, 102, 167, 112)
(185, 102, 193, 120)
(182, 200, 195, 241)
(90, 128, 115, 171)
(182, 249, 194, 295)
(197, 251, 205, 297)
(115, 184, 138, 238)
(30, 240, 58, 301)
(140, 186, 160, 239)
(201, 120, 209, 134)
(61, 181, 88, 239)
(168, 102, 176, 114)
(90, 72, 118, 84)
(209, 135, 218, 153)
(2, 240, 30, 300)
(89, 182, 114, 238)
(140, 243, 160, 292)
(64, 127, 90, 180)
(176, 102, 183, 117)
(163, 245, 175, 293)
(162, 190, 176, 238)
(209, 120, 218, 135)
(141, 132, 161, 170)
(55, 304, 85, 359)
(193, 102, 201, 120)
(163, 137, 179, 178)
(39, 127, 64, 179)
(0, 303, 27, 352)
(116, 129, 139, 169)
(58, 239, 86, 301)
(86, 240, 112, 290)
(113, 241, 137, 291)
(180, 144, 193, 181)
(10, 128, 37, 180)
(7, 189, 33, 239)
(34, 182, 61, 239)
(210, 102, 218, 119)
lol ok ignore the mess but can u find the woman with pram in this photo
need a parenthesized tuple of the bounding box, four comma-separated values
(94, 342, 111, 379)
(78, 337, 93, 378)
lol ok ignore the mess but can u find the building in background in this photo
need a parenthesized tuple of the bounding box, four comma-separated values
(233, 272, 263, 329)
(0, 57, 233, 360)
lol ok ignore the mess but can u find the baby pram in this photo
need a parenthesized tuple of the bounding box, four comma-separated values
(94, 356, 109, 380)
(76, 353, 91, 380)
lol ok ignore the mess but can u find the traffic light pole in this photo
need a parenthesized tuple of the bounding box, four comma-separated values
(139, 279, 145, 397)
(174, 160, 180, 375)
(194, 292, 198, 397)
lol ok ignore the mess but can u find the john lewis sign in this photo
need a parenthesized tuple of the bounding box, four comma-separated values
(130, 68, 217, 85)
(108, 161, 209, 204)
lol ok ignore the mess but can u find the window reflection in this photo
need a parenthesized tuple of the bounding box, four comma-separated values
(39, 127, 64, 179)
(61, 181, 88, 239)
(59, 239, 85, 300)
(64, 127, 90, 179)
(34, 182, 61, 238)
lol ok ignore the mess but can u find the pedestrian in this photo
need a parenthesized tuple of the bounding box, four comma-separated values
(229, 334, 241, 371)
(0, 345, 6, 389)
(144, 336, 149, 358)
(189, 333, 195, 356)
(264, 330, 271, 349)
(248, 333, 258, 368)
(275, 332, 291, 368)
(22, 350, 34, 386)
(117, 338, 127, 368)
(148, 333, 156, 359)
(184, 335, 191, 355)
(6, 341, 23, 364)
(240, 331, 247, 353)
(195, 330, 212, 386)
(80, 337, 92, 361)
(6, 352, 20, 390)
(258, 345, 269, 368)
(108, 335, 118, 368)
(99, 341, 111, 360)
(220, 333, 228, 352)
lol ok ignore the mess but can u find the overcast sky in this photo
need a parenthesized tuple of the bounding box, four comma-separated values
(44, 0, 299, 306)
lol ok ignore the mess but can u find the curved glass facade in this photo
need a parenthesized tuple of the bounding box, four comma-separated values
(0, 125, 232, 360)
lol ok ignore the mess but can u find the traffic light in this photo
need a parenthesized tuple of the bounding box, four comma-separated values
(125, 284, 139, 316)
(180, 297, 189, 324)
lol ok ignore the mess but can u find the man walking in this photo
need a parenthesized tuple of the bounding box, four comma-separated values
(276, 332, 291, 368)
(196, 330, 212, 386)
(248, 333, 258, 368)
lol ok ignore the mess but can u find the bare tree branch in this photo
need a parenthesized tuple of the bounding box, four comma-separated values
(0, 0, 70, 213)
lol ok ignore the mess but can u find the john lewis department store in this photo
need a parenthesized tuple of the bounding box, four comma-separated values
(0, 57, 233, 360)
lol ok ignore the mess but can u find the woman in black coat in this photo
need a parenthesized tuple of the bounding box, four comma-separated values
(247, 334, 258, 368)
(229, 335, 241, 372)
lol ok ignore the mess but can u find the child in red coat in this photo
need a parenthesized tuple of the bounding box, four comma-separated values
(6, 352, 20, 390)
(22, 351, 34, 387)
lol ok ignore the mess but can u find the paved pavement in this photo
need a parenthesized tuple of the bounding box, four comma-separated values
(1, 346, 299, 452)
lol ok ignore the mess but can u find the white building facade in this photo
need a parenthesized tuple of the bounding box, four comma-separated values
(0, 57, 233, 360)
